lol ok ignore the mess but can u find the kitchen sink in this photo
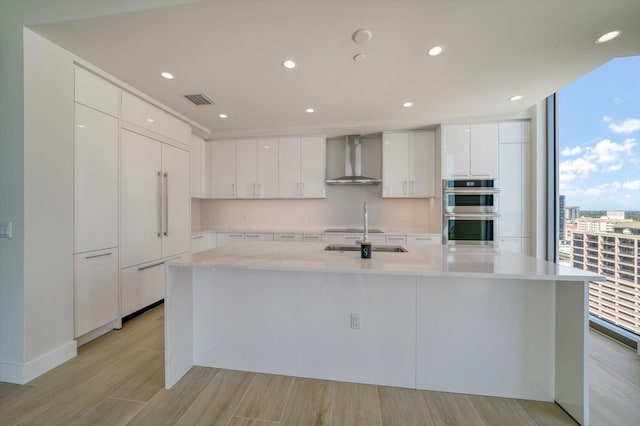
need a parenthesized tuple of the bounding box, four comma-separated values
(324, 244, 408, 253)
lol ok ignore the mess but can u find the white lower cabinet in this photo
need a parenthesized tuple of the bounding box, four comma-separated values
(217, 232, 245, 246)
(74, 248, 119, 338)
(498, 237, 529, 254)
(303, 234, 322, 242)
(121, 259, 166, 317)
(208, 232, 217, 249)
(385, 235, 407, 244)
(407, 235, 441, 245)
(322, 234, 385, 244)
(191, 233, 209, 253)
(243, 233, 273, 241)
(274, 233, 303, 242)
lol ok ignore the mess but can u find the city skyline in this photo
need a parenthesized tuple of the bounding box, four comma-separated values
(559, 55, 640, 210)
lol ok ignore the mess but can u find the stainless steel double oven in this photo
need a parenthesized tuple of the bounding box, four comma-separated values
(442, 179, 499, 245)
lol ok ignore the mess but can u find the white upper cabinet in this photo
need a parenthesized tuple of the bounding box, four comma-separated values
(74, 66, 119, 117)
(210, 140, 237, 198)
(74, 103, 119, 253)
(190, 134, 206, 198)
(299, 136, 326, 198)
(121, 91, 190, 147)
(441, 124, 498, 179)
(256, 138, 279, 198)
(236, 139, 258, 198)
(383, 131, 435, 197)
(278, 136, 326, 198)
(278, 137, 301, 198)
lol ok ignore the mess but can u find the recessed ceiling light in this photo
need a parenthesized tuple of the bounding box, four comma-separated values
(595, 30, 622, 44)
(403, 102, 413, 108)
(76, 124, 85, 128)
(160, 72, 174, 80)
(352, 29, 372, 44)
(146, 118, 155, 123)
(427, 46, 444, 56)
(509, 95, 523, 101)
(282, 59, 296, 69)
(353, 54, 366, 62)
(305, 108, 315, 113)
(219, 114, 228, 119)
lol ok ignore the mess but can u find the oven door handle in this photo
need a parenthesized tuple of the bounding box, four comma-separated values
(443, 189, 501, 195)
(444, 213, 500, 219)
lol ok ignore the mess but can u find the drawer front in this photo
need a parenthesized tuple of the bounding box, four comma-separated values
(303, 234, 322, 242)
(243, 233, 274, 241)
(322, 234, 360, 244)
(407, 235, 441, 245)
(121, 259, 166, 317)
(385, 235, 407, 245)
(191, 234, 209, 253)
(274, 233, 303, 242)
(217, 232, 245, 247)
(74, 249, 119, 337)
(75, 66, 119, 117)
(122, 91, 190, 145)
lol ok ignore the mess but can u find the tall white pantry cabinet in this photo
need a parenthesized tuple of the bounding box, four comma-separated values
(73, 65, 192, 341)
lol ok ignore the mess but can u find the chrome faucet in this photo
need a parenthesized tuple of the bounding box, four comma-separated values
(363, 202, 369, 242)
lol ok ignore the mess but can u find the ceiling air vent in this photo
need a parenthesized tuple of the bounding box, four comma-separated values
(184, 93, 215, 106)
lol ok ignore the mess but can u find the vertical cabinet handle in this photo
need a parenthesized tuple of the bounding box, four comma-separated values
(164, 172, 169, 237)
(258, 183, 262, 197)
(296, 182, 300, 196)
(232, 183, 236, 197)
(403, 181, 407, 195)
(157, 172, 162, 237)
(410, 180, 414, 195)
(253, 183, 257, 197)
(301, 182, 305, 196)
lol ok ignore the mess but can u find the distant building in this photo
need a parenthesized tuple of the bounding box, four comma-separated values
(570, 226, 640, 335)
(606, 211, 625, 219)
(565, 206, 580, 221)
(559, 195, 565, 241)
(575, 216, 633, 233)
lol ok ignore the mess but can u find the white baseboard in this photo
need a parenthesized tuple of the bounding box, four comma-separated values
(0, 340, 77, 384)
(76, 321, 119, 347)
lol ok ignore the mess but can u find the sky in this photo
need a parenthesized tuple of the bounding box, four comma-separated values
(559, 55, 640, 211)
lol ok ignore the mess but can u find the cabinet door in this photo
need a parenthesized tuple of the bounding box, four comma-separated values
(469, 124, 499, 178)
(74, 248, 119, 337)
(382, 132, 410, 197)
(211, 140, 237, 198)
(409, 131, 435, 197)
(498, 237, 524, 254)
(121, 130, 162, 268)
(407, 235, 441, 245)
(121, 260, 165, 317)
(498, 143, 523, 237)
(122, 92, 190, 146)
(300, 136, 326, 198)
(243, 233, 274, 241)
(217, 232, 245, 247)
(278, 137, 301, 197)
(74, 66, 119, 117)
(74, 103, 119, 253)
(190, 134, 203, 198)
(191, 234, 208, 253)
(236, 139, 258, 198)
(441, 125, 470, 179)
(162, 144, 190, 258)
(274, 233, 303, 242)
(257, 138, 279, 198)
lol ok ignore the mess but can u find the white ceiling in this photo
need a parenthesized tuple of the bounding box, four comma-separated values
(33, 0, 640, 139)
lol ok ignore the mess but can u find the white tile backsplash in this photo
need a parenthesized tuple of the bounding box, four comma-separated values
(199, 185, 441, 233)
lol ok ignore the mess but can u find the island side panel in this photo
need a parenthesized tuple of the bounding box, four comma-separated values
(192, 268, 298, 376)
(555, 279, 589, 426)
(165, 264, 194, 389)
(296, 273, 417, 388)
(416, 276, 555, 400)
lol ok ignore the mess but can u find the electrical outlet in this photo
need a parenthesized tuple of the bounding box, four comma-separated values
(350, 313, 360, 329)
(0, 222, 12, 239)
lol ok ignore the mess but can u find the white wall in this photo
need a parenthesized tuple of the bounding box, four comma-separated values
(201, 186, 441, 233)
(0, 0, 199, 384)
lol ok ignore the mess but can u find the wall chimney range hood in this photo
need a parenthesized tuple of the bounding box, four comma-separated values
(326, 135, 382, 185)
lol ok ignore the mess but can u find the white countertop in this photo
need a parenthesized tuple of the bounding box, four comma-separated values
(169, 241, 602, 282)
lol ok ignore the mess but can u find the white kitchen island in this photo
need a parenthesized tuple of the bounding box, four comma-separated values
(165, 242, 601, 425)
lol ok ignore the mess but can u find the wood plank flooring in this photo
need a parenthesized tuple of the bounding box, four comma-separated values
(1, 304, 638, 425)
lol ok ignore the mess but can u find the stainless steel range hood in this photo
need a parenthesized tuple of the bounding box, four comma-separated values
(325, 135, 382, 185)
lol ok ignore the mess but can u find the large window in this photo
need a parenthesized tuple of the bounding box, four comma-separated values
(558, 56, 640, 338)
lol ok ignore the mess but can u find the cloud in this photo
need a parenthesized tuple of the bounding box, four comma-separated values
(604, 164, 623, 172)
(561, 146, 582, 156)
(602, 116, 613, 123)
(609, 118, 640, 134)
(622, 180, 640, 190)
(584, 138, 636, 163)
(613, 95, 632, 106)
(559, 157, 597, 183)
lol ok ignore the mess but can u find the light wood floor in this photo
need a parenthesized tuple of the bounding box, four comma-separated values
(0, 305, 638, 426)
